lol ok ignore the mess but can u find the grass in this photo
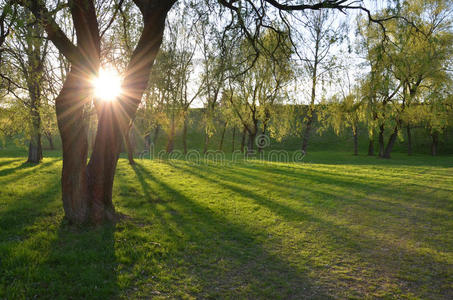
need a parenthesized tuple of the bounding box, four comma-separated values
(0, 151, 452, 299)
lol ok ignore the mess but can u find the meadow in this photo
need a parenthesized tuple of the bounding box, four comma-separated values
(0, 148, 452, 299)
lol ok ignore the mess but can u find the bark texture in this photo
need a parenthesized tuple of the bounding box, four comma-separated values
(383, 126, 398, 159)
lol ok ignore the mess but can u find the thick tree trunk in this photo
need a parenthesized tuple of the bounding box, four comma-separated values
(378, 124, 385, 158)
(232, 127, 236, 152)
(407, 126, 412, 156)
(87, 101, 123, 223)
(240, 126, 246, 153)
(56, 69, 91, 224)
(431, 132, 438, 156)
(383, 126, 398, 159)
(367, 138, 374, 156)
(353, 129, 358, 156)
(219, 121, 227, 151)
(182, 114, 188, 154)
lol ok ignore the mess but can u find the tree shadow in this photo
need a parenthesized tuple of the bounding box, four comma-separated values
(0, 158, 22, 169)
(1, 220, 119, 298)
(0, 159, 59, 185)
(129, 162, 331, 298)
(0, 160, 119, 298)
(165, 161, 453, 299)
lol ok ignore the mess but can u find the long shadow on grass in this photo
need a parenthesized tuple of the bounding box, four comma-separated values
(300, 152, 453, 167)
(0, 159, 59, 185)
(190, 161, 453, 248)
(200, 162, 453, 253)
(130, 162, 330, 299)
(167, 161, 453, 299)
(1, 221, 119, 298)
(0, 158, 22, 169)
(229, 163, 453, 223)
(0, 161, 61, 236)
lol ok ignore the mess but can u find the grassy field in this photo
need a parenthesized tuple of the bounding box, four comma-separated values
(0, 150, 452, 299)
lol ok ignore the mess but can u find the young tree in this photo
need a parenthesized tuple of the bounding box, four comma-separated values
(298, 9, 344, 153)
(0, 10, 50, 163)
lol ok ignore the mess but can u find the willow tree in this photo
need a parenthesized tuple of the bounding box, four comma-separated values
(5, 0, 388, 224)
(359, 0, 453, 158)
(226, 29, 293, 152)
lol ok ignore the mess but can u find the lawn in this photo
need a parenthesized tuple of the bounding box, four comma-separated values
(0, 151, 452, 299)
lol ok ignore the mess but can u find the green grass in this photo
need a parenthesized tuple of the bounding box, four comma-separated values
(0, 151, 452, 299)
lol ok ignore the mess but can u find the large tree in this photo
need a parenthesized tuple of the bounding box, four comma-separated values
(7, 0, 175, 224)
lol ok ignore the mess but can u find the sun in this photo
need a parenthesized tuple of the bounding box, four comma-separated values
(93, 68, 122, 101)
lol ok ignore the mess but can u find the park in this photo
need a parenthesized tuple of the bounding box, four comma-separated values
(0, 0, 452, 299)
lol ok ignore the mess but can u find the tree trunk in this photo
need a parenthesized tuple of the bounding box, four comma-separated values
(353, 129, 358, 156)
(144, 132, 151, 151)
(383, 126, 398, 159)
(219, 121, 227, 151)
(431, 132, 438, 156)
(45, 133, 55, 150)
(56, 69, 91, 225)
(125, 125, 135, 165)
(27, 108, 43, 163)
(407, 126, 412, 156)
(203, 130, 209, 154)
(182, 114, 188, 154)
(28, 134, 43, 163)
(301, 26, 320, 153)
(232, 127, 236, 152)
(152, 125, 160, 147)
(166, 116, 175, 153)
(240, 126, 246, 153)
(247, 130, 256, 154)
(367, 138, 374, 156)
(301, 113, 313, 153)
(378, 124, 385, 158)
(86, 101, 123, 224)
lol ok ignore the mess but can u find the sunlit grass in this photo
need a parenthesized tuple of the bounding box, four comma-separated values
(0, 152, 452, 298)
